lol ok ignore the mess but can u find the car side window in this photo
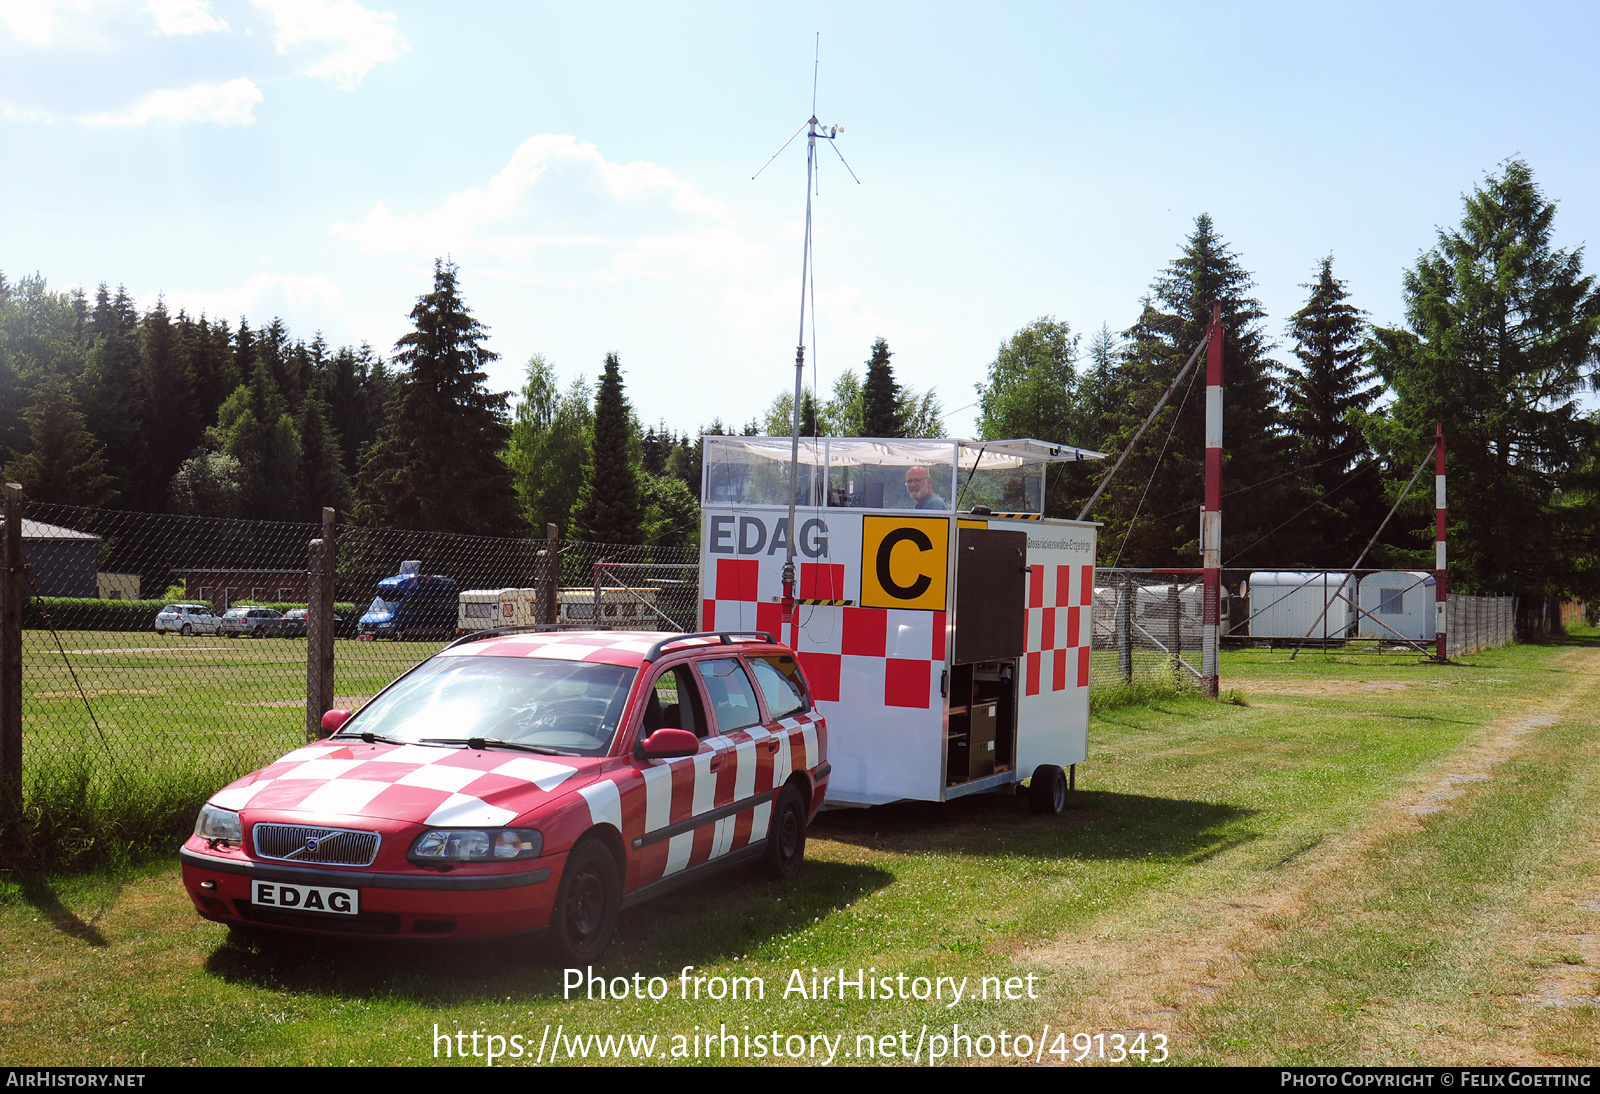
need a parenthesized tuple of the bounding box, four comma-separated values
(641, 664, 708, 739)
(695, 658, 762, 735)
(748, 655, 809, 720)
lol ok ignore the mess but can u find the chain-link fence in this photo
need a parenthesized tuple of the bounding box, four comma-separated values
(0, 496, 1531, 867)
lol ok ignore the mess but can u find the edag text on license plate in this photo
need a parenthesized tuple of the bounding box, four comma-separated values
(252, 879, 359, 915)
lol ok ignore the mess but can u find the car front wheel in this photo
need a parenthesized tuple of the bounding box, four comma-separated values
(764, 783, 807, 880)
(181, 624, 193, 636)
(545, 839, 621, 965)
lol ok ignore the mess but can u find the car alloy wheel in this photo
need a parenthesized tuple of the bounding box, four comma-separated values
(764, 783, 807, 880)
(181, 624, 193, 636)
(546, 839, 620, 964)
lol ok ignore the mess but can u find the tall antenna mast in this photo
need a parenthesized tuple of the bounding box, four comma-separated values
(751, 32, 860, 624)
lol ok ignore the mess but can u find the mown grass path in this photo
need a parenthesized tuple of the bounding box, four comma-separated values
(1, 639, 1596, 1065)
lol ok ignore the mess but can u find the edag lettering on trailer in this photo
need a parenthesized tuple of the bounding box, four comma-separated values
(707, 515, 830, 559)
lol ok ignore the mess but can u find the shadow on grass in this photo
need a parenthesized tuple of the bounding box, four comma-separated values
(813, 789, 1255, 863)
(202, 859, 894, 1004)
(18, 876, 113, 947)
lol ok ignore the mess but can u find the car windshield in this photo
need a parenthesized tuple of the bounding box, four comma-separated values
(368, 596, 400, 614)
(340, 655, 637, 756)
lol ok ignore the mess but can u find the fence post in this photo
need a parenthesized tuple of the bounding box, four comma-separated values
(540, 523, 559, 625)
(305, 507, 336, 742)
(593, 557, 604, 626)
(1, 484, 22, 822)
(1167, 583, 1181, 675)
(1117, 572, 1133, 683)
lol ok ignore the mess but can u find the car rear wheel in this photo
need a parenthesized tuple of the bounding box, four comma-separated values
(545, 838, 621, 965)
(1028, 764, 1069, 816)
(764, 783, 807, 880)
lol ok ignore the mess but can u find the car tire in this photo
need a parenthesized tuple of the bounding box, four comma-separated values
(545, 838, 621, 965)
(763, 782, 807, 880)
(1028, 764, 1069, 816)
(181, 624, 193, 636)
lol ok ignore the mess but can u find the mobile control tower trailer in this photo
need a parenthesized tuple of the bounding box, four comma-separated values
(699, 436, 1104, 811)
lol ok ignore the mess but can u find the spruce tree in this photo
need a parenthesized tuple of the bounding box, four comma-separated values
(1363, 160, 1600, 607)
(861, 338, 903, 437)
(1092, 214, 1292, 567)
(357, 260, 522, 534)
(570, 353, 642, 543)
(1281, 256, 1382, 564)
(3, 376, 117, 507)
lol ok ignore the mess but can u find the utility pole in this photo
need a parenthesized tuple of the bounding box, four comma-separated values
(1200, 304, 1223, 697)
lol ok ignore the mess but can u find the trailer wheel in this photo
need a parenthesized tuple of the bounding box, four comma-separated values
(1028, 764, 1069, 816)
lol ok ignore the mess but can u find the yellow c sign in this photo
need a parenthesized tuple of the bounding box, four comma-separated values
(860, 515, 948, 611)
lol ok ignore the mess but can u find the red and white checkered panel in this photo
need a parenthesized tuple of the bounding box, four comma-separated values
(1023, 563, 1093, 696)
(210, 710, 828, 889)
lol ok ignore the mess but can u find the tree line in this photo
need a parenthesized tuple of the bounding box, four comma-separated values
(2, 160, 1596, 608)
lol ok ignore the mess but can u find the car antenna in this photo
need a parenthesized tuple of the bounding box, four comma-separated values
(751, 32, 860, 627)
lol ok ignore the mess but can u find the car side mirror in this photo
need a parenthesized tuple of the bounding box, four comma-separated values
(319, 709, 352, 738)
(636, 728, 699, 760)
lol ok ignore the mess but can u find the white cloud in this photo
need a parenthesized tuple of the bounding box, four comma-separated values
(146, 0, 228, 35)
(251, 0, 404, 89)
(332, 134, 764, 283)
(0, 0, 107, 47)
(139, 272, 348, 322)
(78, 76, 261, 126)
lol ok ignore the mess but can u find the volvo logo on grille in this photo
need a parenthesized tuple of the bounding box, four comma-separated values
(304, 836, 321, 853)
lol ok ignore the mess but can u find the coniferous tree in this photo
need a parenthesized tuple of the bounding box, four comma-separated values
(136, 299, 199, 508)
(1281, 256, 1382, 565)
(1093, 214, 1291, 567)
(357, 260, 522, 534)
(3, 376, 117, 506)
(570, 353, 642, 543)
(1361, 160, 1600, 610)
(76, 284, 146, 503)
(296, 388, 350, 517)
(861, 338, 903, 437)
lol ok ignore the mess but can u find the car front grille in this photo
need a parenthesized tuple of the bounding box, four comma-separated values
(252, 824, 380, 866)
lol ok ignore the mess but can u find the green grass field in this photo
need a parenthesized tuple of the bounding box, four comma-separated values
(2, 633, 1596, 1065)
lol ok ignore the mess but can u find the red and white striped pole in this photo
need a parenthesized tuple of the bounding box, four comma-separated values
(1434, 421, 1447, 661)
(1201, 304, 1223, 697)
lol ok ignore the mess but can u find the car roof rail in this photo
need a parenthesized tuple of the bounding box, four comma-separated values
(642, 631, 777, 664)
(443, 623, 615, 651)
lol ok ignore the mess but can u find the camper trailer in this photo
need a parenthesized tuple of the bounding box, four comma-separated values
(1357, 571, 1437, 641)
(1245, 571, 1357, 642)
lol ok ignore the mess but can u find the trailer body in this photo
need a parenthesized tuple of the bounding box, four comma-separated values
(698, 436, 1101, 806)
(1245, 571, 1358, 641)
(1356, 571, 1437, 640)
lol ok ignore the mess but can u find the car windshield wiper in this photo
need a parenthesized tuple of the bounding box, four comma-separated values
(334, 731, 422, 746)
(422, 737, 573, 756)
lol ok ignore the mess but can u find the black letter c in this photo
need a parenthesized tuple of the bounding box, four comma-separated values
(876, 527, 933, 600)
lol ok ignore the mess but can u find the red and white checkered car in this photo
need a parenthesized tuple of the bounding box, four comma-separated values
(181, 629, 829, 961)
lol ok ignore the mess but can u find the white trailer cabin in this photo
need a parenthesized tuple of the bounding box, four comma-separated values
(1357, 571, 1437, 641)
(1245, 571, 1357, 640)
(456, 587, 541, 633)
(699, 436, 1103, 808)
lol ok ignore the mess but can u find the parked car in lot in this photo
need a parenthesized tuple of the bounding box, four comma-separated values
(221, 606, 283, 638)
(272, 608, 351, 639)
(180, 628, 830, 961)
(154, 604, 222, 636)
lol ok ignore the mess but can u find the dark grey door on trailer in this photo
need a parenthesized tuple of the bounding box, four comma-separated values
(953, 528, 1027, 665)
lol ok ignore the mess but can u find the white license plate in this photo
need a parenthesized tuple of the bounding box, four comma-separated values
(252, 879, 360, 915)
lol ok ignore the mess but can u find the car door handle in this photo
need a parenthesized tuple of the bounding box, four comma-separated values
(707, 753, 724, 772)
(762, 739, 781, 754)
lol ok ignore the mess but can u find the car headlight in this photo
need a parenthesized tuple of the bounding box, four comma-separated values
(408, 828, 543, 863)
(194, 803, 242, 844)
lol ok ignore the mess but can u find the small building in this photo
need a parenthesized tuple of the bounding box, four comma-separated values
(1245, 571, 1357, 641)
(97, 573, 141, 600)
(1357, 571, 1437, 641)
(22, 518, 101, 597)
(174, 568, 308, 608)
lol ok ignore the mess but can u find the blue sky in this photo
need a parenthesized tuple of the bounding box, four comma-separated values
(3, 1, 1597, 439)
